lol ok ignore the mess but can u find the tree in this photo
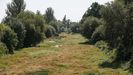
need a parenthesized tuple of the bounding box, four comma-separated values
(62, 15, 67, 27)
(62, 15, 71, 33)
(116, 0, 133, 4)
(6, 0, 26, 17)
(80, 2, 102, 24)
(101, 1, 126, 48)
(44, 7, 56, 24)
(101, 1, 133, 61)
(36, 10, 41, 15)
(17, 11, 45, 47)
(0, 24, 18, 54)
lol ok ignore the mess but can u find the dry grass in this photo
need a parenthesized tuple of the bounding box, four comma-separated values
(0, 33, 131, 75)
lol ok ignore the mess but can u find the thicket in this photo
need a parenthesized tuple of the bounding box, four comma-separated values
(80, 0, 133, 70)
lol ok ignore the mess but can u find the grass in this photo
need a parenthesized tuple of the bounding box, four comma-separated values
(0, 33, 131, 75)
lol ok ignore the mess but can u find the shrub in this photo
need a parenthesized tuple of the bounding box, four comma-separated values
(70, 22, 80, 33)
(90, 25, 105, 43)
(0, 24, 18, 54)
(17, 11, 45, 47)
(95, 41, 109, 53)
(0, 42, 8, 56)
(80, 17, 102, 39)
(45, 25, 57, 38)
(3, 18, 26, 49)
(49, 21, 59, 33)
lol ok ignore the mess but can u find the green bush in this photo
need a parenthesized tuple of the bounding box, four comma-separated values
(45, 25, 57, 38)
(3, 18, 26, 49)
(80, 17, 101, 39)
(49, 21, 60, 33)
(95, 41, 109, 53)
(0, 42, 8, 56)
(70, 22, 80, 33)
(17, 11, 45, 47)
(0, 24, 18, 54)
(90, 25, 105, 43)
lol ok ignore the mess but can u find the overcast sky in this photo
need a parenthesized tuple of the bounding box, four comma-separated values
(0, 0, 113, 22)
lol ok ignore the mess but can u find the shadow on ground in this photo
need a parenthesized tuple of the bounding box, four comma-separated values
(99, 60, 121, 69)
(100, 58, 133, 75)
(26, 69, 50, 75)
(79, 41, 94, 45)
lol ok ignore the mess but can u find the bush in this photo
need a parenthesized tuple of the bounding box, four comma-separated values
(17, 11, 45, 47)
(0, 24, 18, 54)
(49, 21, 59, 33)
(95, 41, 117, 62)
(70, 22, 80, 33)
(3, 18, 26, 49)
(90, 25, 105, 43)
(0, 42, 8, 56)
(95, 41, 109, 53)
(80, 17, 102, 39)
(45, 25, 57, 38)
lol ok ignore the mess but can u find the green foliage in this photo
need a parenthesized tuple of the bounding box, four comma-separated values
(81, 17, 101, 39)
(45, 25, 57, 38)
(0, 24, 18, 54)
(17, 11, 45, 47)
(61, 15, 72, 33)
(80, 1, 133, 70)
(0, 43, 8, 56)
(49, 21, 60, 33)
(81, 2, 102, 24)
(91, 25, 105, 43)
(6, 0, 26, 17)
(101, 1, 133, 61)
(95, 41, 109, 53)
(44, 7, 56, 24)
(70, 22, 80, 33)
(4, 18, 26, 49)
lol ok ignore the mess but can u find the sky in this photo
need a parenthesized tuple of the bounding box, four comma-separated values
(0, 0, 113, 22)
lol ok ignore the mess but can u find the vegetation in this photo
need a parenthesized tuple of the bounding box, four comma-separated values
(0, 0, 133, 74)
(0, 24, 18, 54)
(17, 11, 45, 47)
(0, 34, 130, 75)
(80, 0, 133, 72)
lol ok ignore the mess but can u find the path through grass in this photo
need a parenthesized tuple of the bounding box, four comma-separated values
(0, 33, 131, 75)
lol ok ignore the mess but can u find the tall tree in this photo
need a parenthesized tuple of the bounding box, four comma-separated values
(62, 15, 67, 26)
(44, 7, 56, 24)
(80, 2, 102, 24)
(6, 0, 26, 17)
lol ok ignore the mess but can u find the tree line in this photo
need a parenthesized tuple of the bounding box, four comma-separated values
(80, 0, 133, 70)
(0, 0, 80, 54)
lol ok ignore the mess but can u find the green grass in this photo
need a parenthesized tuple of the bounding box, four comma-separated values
(0, 33, 131, 75)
